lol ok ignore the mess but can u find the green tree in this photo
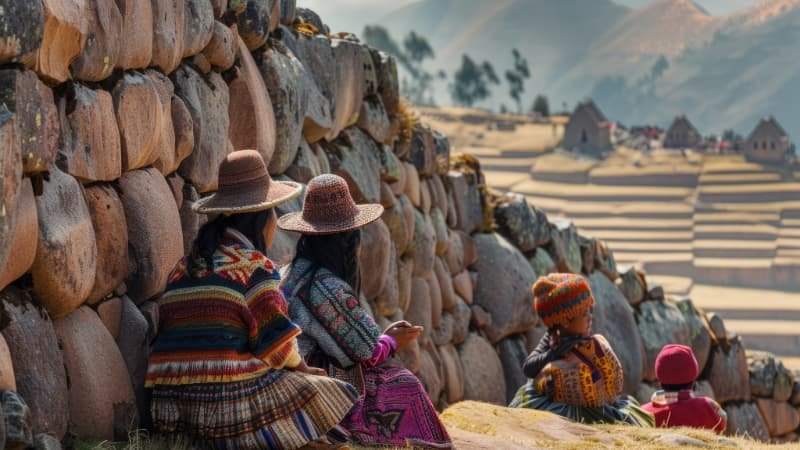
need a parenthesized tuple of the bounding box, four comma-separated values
(532, 94, 550, 117)
(505, 48, 531, 113)
(450, 55, 500, 107)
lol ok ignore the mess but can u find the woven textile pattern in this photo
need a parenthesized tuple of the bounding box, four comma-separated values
(533, 273, 596, 329)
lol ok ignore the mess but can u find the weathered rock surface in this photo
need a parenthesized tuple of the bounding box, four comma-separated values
(707, 312, 727, 341)
(432, 312, 454, 347)
(113, 72, 162, 172)
(459, 333, 507, 405)
(177, 182, 206, 257)
(439, 344, 465, 404)
(375, 248, 400, 317)
(675, 298, 712, 375)
(494, 193, 545, 253)
(616, 266, 647, 306)
(119, 168, 183, 303)
(229, 36, 277, 167)
(58, 83, 121, 182)
(408, 124, 435, 178)
(0, 181, 37, 291)
(371, 50, 399, 116)
(587, 271, 643, 395)
(84, 185, 129, 303)
(0, 69, 59, 176)
(406, 277, 432, 347)
(725, 402, 769, 442)
(528, 248, 556, 279)
(35, 0, 88, 83)
(202, 21, 236, 70)
(0, 335, 14, 391)
(498, 335, 529, 402)
(182, 0, 215, 58)
(398, 256, 413, 314)
(708, 336, 751, 403)
(2, 390, 32, 450)
(452, 271, 474, 305)
(358, 96, 391, 143)
(150, 0, 184, 74)
(236, 0, 270, 51)
(32, 167, 97, 318)
(286, 140, 323, 183)
(0, 1, 45, 67)
(116, 296, 150, 428)
(418, 347, 443, 406)
(70, 0, 122, 81)
(472, 233, 537, 343)
(447, 171, 483, 234)
(0, 288, 69, 438)
(32, 434, 62, 450)
(333, 128, 382, 203)
(359, 219, 391, 301)
(411, 210, 437, 279)
(428, 273, 443, 327)
(755, 398, 799, 437)
(174, 66, 231, 192)
(451, 296, 471, 345)
(115, 0, 153, 69)
(0, 110, 21, 283)
(97, 297, 123, 340)
(637, 299, 692, 382)
(54, 306, 137, 440)
(748, 351, 794, 402)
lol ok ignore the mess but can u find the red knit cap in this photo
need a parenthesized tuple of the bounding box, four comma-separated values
(655, 344, 698, 386)
(532, 273, 595, 329)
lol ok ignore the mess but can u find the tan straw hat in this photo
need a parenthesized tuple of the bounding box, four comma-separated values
(192, 150, 302, 215)
(278, 174, 384, 235)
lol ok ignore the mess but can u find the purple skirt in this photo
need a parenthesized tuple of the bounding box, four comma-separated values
(336, 364, 452, 449)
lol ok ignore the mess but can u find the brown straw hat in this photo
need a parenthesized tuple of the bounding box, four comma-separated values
(277, 174, 384, 235)
(192, 150, 302, 215)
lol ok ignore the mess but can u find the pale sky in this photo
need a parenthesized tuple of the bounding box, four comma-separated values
(299, 0, 762, 34)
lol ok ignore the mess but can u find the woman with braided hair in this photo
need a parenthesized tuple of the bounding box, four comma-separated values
(279, 174, 453, 449)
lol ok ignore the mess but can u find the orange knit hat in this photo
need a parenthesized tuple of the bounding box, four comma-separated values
(533, 273, 595, 329)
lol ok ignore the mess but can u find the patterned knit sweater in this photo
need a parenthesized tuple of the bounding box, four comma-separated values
(145, 229, 302, 387)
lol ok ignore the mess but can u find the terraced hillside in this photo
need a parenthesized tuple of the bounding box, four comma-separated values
(421, 108, 800, 365)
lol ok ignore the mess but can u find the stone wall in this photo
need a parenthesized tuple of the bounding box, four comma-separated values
(0, 0, 796, 447)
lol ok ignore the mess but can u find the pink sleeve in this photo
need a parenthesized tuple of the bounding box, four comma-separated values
(364, 335, 397, 367)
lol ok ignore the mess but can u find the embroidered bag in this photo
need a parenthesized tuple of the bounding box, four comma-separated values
(534, 334, 623, 407)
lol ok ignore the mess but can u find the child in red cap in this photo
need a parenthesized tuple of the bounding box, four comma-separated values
(510, 274, 654, 426)
(642, 344, 727, 434)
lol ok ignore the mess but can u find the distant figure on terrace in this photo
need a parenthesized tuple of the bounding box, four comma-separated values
(642, 345, 727, 434)
(145, 151, 357, 449)
(509, 273, 654, 427)
(279, 174, 453, 449)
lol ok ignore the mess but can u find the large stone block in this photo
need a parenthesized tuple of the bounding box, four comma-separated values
(115, 0, 153, 69)
(332, 128, 382, 203)
(174, 66, 232, 192)
(417, 347, 443, 406)
(616, 266, 647, 306)
(70, 0, 122, 81)
(472, 233, 537, 343)
(357, 96, 391, 144)
(406, 277, 432, 347)
(57, 83, 121, 182)
(408, 124, 435, 178)
(452, 271, 473, 305)
(259, 44, 315, 173)
(375, 247, 400, 318)
(35, 0, 88, 83)
(0, 111, 21, 276)
(431, 312, 453, 347)
(182, 0, 214, 58)
(0, 180, 37, 292)
(32, 167, 97, 318)
(498, 335, 529, 403)
(675, 298, 712, 375)
(459, 333, 507, 405)
(358, 219, 391, 301)
(411, 210, 437, 279)
(54, 306, 137, 440)
(444, 230, 465, 276)
(398, 256, 413, 314)
(431, 207, 448, 256)
(588, 271, 644, 395)
(439, 344, 465, 404)
(708, 336, 751, 404)
(202, 21, 236, 70)
(113, 72, 162, 172)
(0, 69, 59, 176)
(451, 296, 471, 345)
(0, 1, 44, 67)
(292, 33, 334, 122)
(755, 398, 799, 437)
(435, 258, 456, 310)
(528, 247, 556, 278)
(97, 297, 123, 340)
(229, 36, 277, 168)
(116, 296, 150, 428)
(177, 182, 206, 257)
(725, 402, 769, 441)
(493, 192, 544, 253)
(447, 171, 483, 234)
(0, 288, 69, 438)
(428, 272, 443, 328)
(2, 390, 32, 450)
(637, 299, 692, 382)
(371, 50, 399, 116)
(285, 140, 322, 184)
(119, 168, 183, 303)
(326, 38, 364, 139)
(551, 220, 582, 274)
(280, 0, 296, 25)
(172, 95, 195, 174)
(236, 0, 270, 51)
(150, 0, 185, 74)
(84, 185, 128, 303)
(748, 351, 794, 402)
(404, 162, 421, 208)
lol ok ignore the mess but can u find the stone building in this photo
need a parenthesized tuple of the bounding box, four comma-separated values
(562, 100, 612, 155)
(745, 116, 792, 163)
(664, 115, 701, 149)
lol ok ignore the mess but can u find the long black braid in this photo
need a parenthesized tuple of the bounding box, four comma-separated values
(293, 230, 362, 295)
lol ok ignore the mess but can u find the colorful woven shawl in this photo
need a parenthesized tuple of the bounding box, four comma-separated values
(281, 258, 381, 368)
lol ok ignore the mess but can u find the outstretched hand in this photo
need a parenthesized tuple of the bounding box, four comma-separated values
(384, 321, 423, 352)
(292, 359, 327, 377)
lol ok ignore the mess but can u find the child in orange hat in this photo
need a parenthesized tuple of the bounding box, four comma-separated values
(510, 274, 654, 426)
(642, 344, 727, 434)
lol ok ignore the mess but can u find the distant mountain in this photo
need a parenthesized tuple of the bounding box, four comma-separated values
(382, 0, 800, 138)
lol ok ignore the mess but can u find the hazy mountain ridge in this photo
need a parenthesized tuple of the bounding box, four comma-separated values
(382, 0, 800, 136)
